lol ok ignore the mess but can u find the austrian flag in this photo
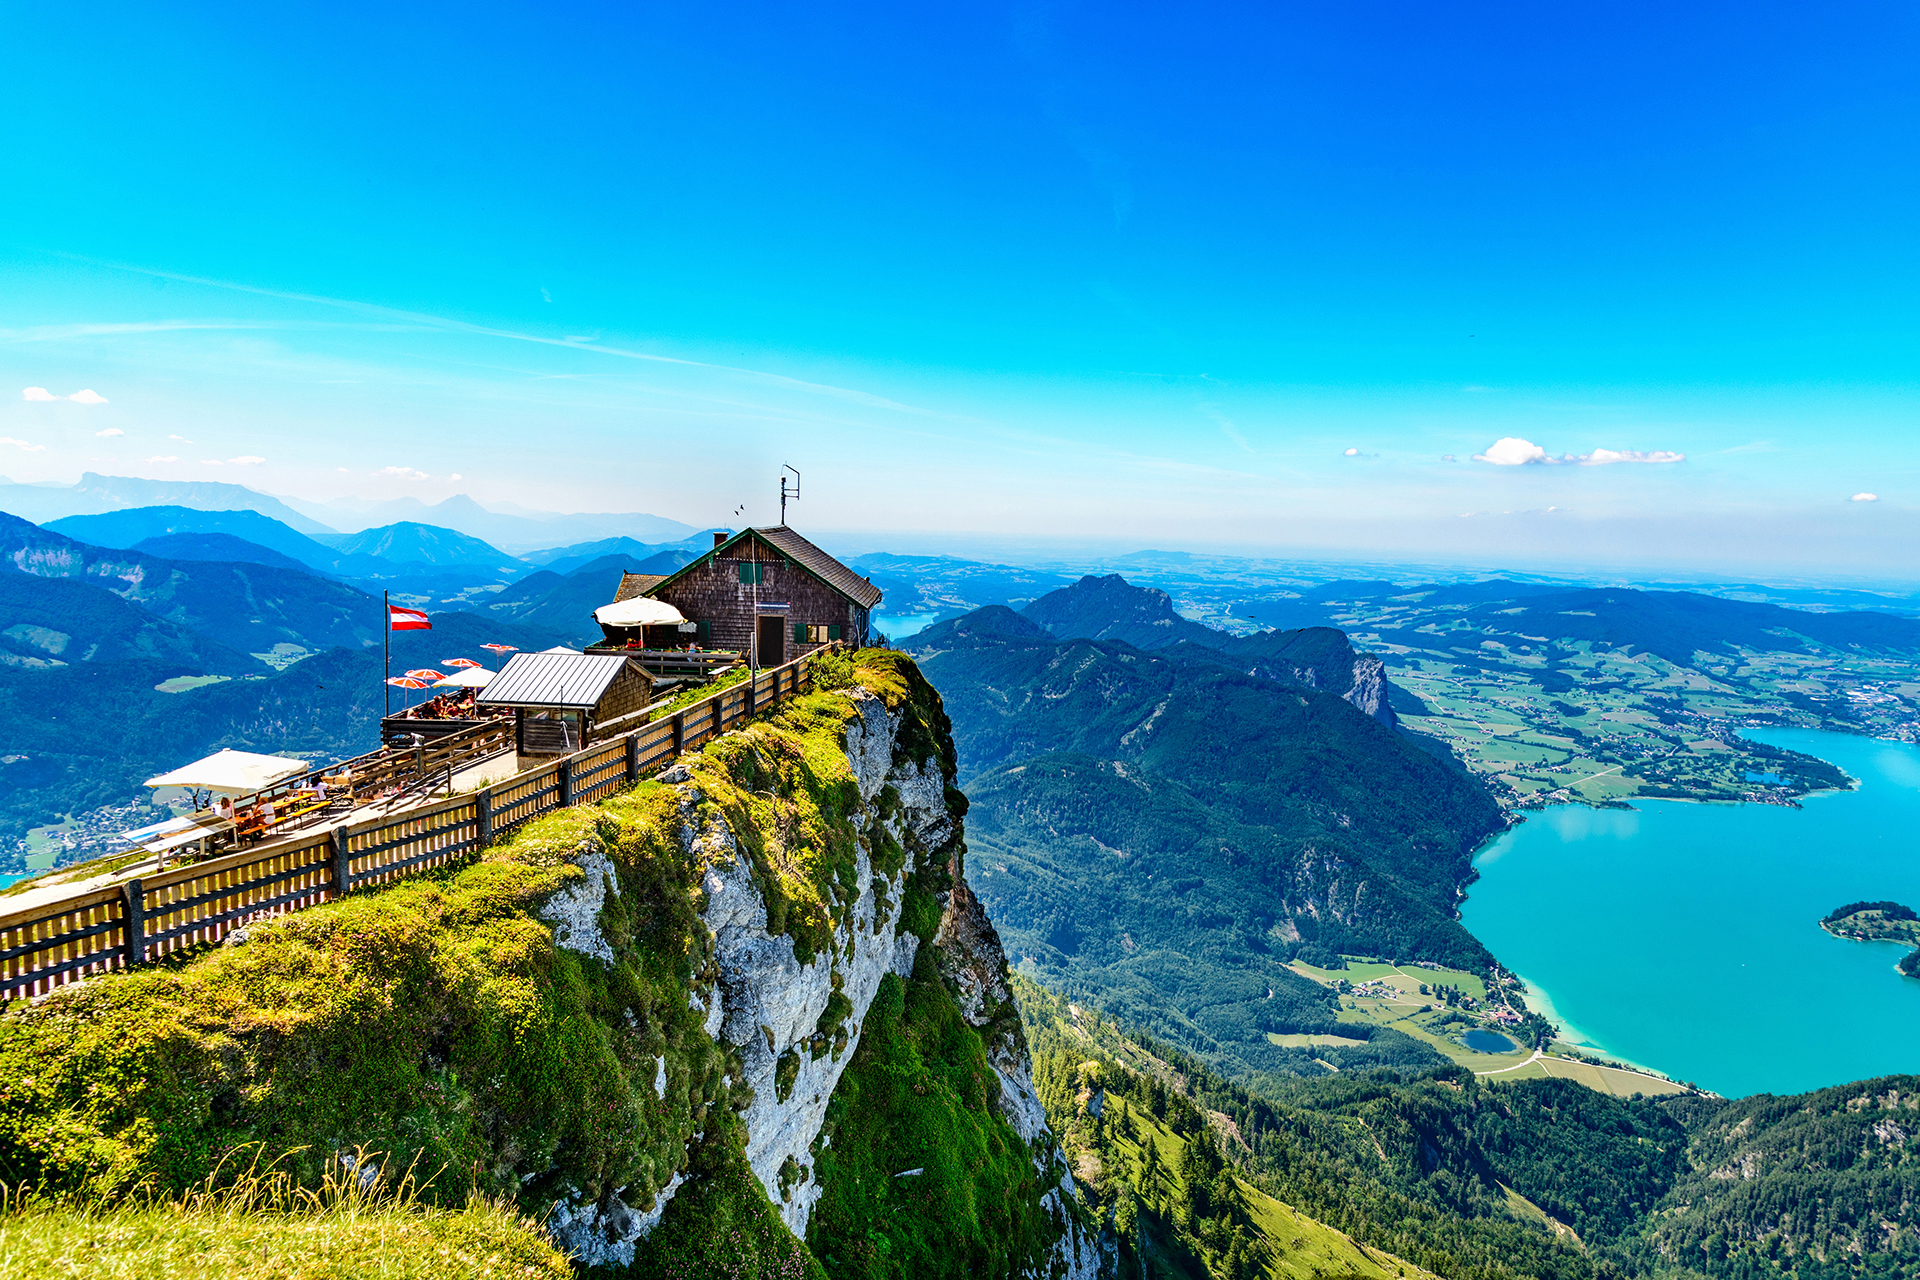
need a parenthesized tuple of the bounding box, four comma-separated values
(387, 604, 432, 631)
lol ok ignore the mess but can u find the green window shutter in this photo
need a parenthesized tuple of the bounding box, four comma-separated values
(828, 624, 842, 641)
(736, 562, 751, 584)
(697, 620, 711, 644)
(793, 622, 806, 643)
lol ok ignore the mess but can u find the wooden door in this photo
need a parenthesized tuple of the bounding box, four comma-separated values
(757, 616, 785, 667)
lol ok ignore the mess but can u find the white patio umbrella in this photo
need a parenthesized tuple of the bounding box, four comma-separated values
(144, 749, 309, 796)
(593, 597, 688, 628)
(433, 666, 495, 688)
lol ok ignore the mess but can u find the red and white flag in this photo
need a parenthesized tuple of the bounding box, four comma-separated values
(388, 604, 432, 631)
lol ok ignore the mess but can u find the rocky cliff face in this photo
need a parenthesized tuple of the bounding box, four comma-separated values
(544, 658, 1098, 1275)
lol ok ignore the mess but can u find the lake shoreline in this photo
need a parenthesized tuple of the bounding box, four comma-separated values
(1458, 726, 1920, 1098)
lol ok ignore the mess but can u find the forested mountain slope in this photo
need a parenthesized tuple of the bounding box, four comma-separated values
(906, 604, 1503, 1078)
(1022, 981, 1920, 1280)
(0, 510, 379, 658)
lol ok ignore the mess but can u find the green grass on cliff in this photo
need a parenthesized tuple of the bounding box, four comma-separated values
(805, 952, 1058, 1280)
(0, 1149, 571, 1280)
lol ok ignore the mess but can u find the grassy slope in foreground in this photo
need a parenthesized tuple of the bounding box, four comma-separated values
(0, 1161, 570, 1280)
(0, 648, 1051, 1280)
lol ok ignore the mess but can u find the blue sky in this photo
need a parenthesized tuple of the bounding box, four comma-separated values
(2, 2, 1917, 573)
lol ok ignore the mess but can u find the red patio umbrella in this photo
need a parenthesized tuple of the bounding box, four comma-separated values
(385, 677, 430, 688)
(404, 668, 446, 681)
(480, 643, 517, 670)
(443, 658, 483, 669)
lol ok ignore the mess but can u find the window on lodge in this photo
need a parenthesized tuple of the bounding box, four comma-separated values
(794, 623, 842, 643)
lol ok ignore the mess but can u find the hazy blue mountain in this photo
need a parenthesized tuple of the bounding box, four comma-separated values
(331, 521, 523, 570)
(0, 473, 340, 536)
(0, 572, 259, 674)
(1021, 572, 1225, 649)
(0, 512, 381, 659)
(280, 491, 698, 550)
(482, 551, 692, 645)
(906, 604, 1504, 1077)
(47, 505, 344, 572)
(524, 535, 711, 578)
(129, 533, 314, 574)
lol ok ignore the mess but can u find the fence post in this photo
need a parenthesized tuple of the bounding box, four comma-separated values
(626, 733, 640, 782)
(672, 710, 686, 757)
(559, 760, 574, 808)
(331, 826, 352, 898)
(121, 878, 146, 967)
(476, 788, 493, 846)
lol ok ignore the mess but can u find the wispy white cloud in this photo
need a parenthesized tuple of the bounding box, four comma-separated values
(168, 434, 193, 443)
(0, 437, 47, 452)
(1851, 492, 1880, 502)
(20, 386, 108, 403)
(1441, 454, 1458, 462)
(227, 455, 264, 466)
(95, 427, 124, 438)
(378, 465, 429, 480)
(57, 256, 948, 418)
(449, 472, 463, 481)
(1473, 436, 1686, 466)
(147, 455, 179, 463)
(201, 459, 224, 466)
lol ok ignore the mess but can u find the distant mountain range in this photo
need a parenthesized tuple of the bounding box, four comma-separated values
(276, 490, 698, 550)
(0, 472, 698, 554)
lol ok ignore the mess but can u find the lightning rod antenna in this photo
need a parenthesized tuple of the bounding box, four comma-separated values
(780, 464, 800, 526)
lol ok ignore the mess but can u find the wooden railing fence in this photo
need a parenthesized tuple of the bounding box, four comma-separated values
(0, 650, 826, 1001)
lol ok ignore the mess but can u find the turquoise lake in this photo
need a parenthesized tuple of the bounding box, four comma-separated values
(1461, 727, 1920, 1098)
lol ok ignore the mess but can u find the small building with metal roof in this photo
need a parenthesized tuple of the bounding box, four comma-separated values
(626, 525, 882, 667)
(476, 650, 654, 755)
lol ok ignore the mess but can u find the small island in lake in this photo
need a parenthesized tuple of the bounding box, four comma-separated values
(1821, 900, 1920, 977)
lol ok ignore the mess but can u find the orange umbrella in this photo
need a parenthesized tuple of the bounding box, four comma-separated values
(443, 658, 483, 669)
(404, 668, 445, 681)
(385, 677, 430, 689)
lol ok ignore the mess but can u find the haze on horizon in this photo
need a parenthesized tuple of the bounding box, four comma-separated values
(2, 3, 1916, 578)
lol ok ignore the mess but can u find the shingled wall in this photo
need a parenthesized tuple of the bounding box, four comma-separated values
(652, 534, 870, 662)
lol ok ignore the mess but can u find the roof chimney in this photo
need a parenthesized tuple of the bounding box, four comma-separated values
(713, 530, 729, 549)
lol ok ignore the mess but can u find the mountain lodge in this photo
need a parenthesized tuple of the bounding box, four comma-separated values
(596, 525, 882, 667)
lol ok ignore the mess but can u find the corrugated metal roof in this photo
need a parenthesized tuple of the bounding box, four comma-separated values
(476, 651, 639, 709)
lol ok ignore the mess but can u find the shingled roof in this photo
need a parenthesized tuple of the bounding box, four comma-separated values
(752, 526, 882, 608)
(646, 526, 882, 609)
(614, 572, 668, 602)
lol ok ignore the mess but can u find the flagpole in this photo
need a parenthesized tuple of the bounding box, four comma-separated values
(384, 590, 391, 719)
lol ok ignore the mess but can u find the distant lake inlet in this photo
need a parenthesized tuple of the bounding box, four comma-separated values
(1462, 728, 1920, 1098)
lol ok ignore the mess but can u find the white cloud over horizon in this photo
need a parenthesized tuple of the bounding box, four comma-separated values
(1851, 492, 1879, 502)
(228, 455, 264, 465)
(95, 427, 123, 438)
(1474, 436, 1686, 466)
(147, 455, 179, 462)
(379, 465, 429, 479)
(0, 437, 47, 452)
(20, 386, 108, 404)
